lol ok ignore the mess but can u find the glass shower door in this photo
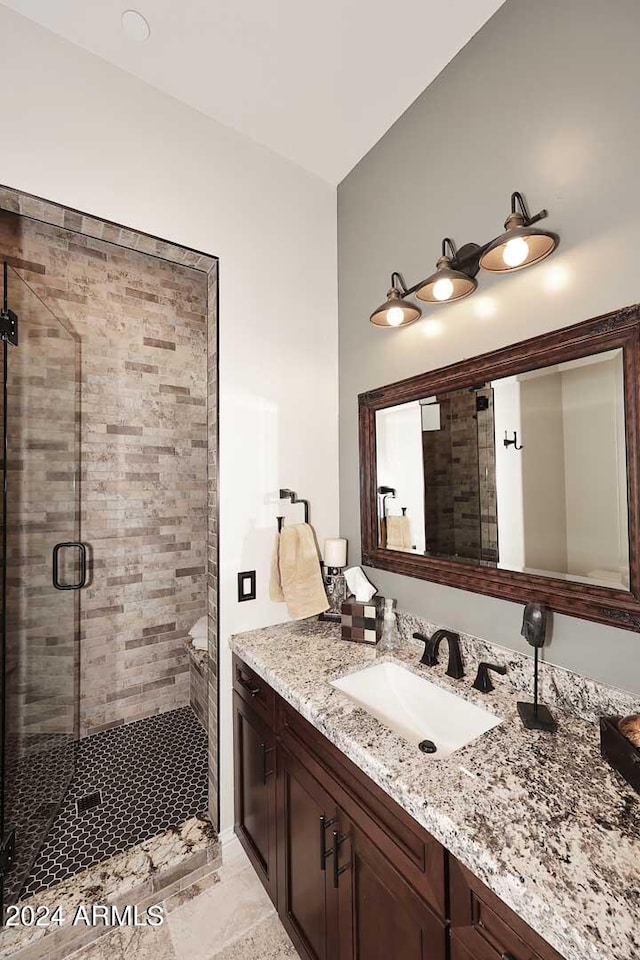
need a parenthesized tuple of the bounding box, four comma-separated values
(0, 264, 81, 914)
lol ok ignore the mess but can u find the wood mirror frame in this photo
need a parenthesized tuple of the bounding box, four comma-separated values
(359, 303, 640, 632)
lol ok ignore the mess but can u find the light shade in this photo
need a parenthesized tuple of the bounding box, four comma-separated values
(370, 285, 421, 327)
(416, 255, 477, 304)
(480, 193, 558, 273)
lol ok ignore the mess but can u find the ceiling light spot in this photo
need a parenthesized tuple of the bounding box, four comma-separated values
(122, 9, 150, 42)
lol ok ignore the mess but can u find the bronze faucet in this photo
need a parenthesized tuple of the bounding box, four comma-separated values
(413, 629, 465, 680)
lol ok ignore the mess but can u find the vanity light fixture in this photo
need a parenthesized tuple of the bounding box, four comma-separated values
(369, 190, 558, 328)
(415, 238, 479, 304)
(369, 273, 422, 328)
(479, 191, 558, 273)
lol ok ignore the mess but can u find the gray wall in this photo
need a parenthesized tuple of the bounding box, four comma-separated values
(337, 0, 640, 694)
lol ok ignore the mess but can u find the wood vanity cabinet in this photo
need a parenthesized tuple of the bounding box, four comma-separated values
(233, 656, 562, 960)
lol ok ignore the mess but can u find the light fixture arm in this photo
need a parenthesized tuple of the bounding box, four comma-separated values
(441, 237, 457, 259)
(390, 271, 408, 294)
(511, 190, 548, 227)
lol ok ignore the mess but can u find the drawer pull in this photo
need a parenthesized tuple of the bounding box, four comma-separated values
(332, 830, 350, 888)
(261, 743, 275, 784)
(319, 816, 337, 871)
(237, 669, 261, 697)
(501, 954, 517, 960)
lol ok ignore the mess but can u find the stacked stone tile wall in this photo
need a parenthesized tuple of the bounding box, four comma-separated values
(0, 206, 209, 738)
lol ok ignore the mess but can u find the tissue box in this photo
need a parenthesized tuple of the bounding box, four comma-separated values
(340, 598, 383, 645)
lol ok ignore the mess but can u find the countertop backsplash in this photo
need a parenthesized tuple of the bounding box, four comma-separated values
(397, 611, 639, 724)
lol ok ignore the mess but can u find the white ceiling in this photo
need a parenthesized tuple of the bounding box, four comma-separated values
(2, 0, 505, 184)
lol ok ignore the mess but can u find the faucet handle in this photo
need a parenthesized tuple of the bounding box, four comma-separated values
(413, 632, 437, 666)
(473, 662, 507, 694)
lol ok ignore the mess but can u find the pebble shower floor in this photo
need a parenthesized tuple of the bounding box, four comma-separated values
(21, 706, 208, 897)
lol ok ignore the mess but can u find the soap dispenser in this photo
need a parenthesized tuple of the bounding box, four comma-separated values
(378, 598, 400, 653)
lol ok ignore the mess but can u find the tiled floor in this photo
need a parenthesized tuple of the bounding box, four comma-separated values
(23, 707, 208, 896)
(69, 842, 296, 960)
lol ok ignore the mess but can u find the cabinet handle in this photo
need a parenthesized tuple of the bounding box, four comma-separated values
(501, 954, 517, 960)
(260, 743, 275, 784)
(319, 816, 337, 871)
(332, 830, 350, 888)
(237, 669, 260, 697)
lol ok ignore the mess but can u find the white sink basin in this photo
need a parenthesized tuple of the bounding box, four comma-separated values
(331, 661, 501, 757)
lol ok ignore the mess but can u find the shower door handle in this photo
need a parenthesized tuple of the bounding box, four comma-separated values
(53, 542, 87, 590)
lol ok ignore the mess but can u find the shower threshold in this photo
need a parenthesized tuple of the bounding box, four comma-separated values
(0, 813, 219, 960)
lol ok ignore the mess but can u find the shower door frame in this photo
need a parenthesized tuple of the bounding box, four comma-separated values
(0, 259, 84, 914)
(0, 268, 15, 903)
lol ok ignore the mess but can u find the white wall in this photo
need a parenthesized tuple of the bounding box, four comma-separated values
(0, 6, 339, 832)
(495, 356, 629, 587)
(375, 402, 426, 552)
(520, 372, 568, 574)
(493, 377, 524, 570)
(561, 354, 629, 585)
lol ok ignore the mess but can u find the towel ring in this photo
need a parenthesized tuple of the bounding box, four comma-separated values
(377, 486, 396, 520)
(279, 488, 310, 524)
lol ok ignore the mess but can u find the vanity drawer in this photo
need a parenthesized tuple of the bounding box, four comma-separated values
(450, 919, 544, 960)
(449, 858, 564, 960)
(233, 655, 275, 727)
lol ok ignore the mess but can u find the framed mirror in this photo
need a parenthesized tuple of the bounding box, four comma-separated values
(359, 304, 640, 630)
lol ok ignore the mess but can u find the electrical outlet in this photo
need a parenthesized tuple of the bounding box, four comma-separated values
(237, 570, 256, 602)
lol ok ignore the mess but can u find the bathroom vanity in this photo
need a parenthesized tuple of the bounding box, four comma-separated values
(231, 619, 639, 960)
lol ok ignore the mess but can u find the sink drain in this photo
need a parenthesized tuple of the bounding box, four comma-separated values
(418, 739, 437, 754)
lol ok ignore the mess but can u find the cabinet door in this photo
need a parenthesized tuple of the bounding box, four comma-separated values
(277, 744, 340, 960)
(336, 817, 447, 960)
(233, 692, 277, 903)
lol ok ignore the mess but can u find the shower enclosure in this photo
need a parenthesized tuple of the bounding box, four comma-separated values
(0, 262, 82, 915)
(0, 189, 218, 940)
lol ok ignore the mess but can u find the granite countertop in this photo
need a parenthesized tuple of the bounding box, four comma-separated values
(230, 619, 640, 960)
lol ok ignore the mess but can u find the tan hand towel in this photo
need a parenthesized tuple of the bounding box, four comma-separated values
(276, 523, 329, 619)
(385, 515, 413, 551)
(269, 531, 285, 602)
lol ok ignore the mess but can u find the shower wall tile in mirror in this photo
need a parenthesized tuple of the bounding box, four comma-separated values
(376, 349, 629, 590)
(0, 209, 208, 737)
